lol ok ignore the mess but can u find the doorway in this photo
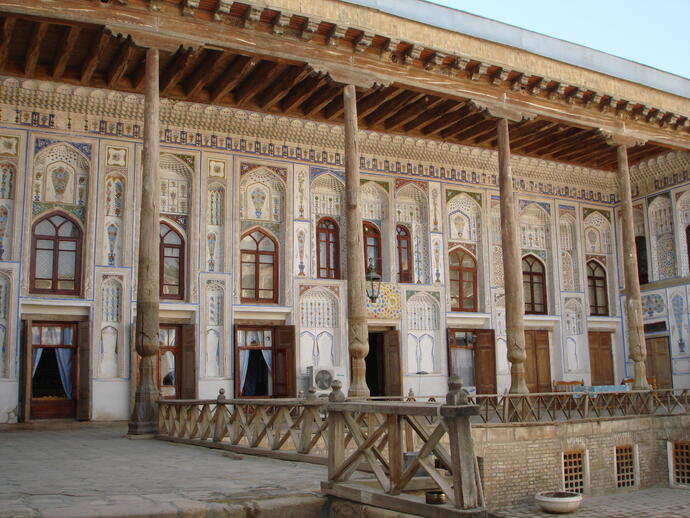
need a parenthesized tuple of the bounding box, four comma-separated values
(588, 331, 614, 386)
(365, 330, 401, 397)
(21, 320, 89, 421)
(645, 336, 673, 389)
(524, 329, 551, 392)
(447, 329, 497, 394)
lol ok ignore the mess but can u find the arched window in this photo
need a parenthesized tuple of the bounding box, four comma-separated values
(522, 255, 547, 315)
(448, 248, 477, 312)
(160, 222, 185, 300)
(240, 229, 278, 303)
(587, 260, 609, 316)
(396, 224, 413, 283)
(635, 235, 648, 285)
(316, 217, 340, 279)
(30, 213, 82, 295)
(363, 221, 382, 276)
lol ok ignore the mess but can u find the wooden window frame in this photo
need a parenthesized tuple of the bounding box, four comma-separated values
(448, 248, 478, 312)
(160, 222, 185, 301)
(316, 217, 340, 280)
(158, 324, 182, 399)
(396, 224, 413, 283)
(587, 260, 609, 316)
(240, 229, 279, 304)
(522, 254, 547, 315)
(30, 212, 82, 296)
(635, 235, 649, 284)
(686, 225, 690, 276)
(363, 221, 382, 276)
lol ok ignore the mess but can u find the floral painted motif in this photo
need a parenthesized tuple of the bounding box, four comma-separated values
(106, 224, 118, 266)
(0, 163, 14, 199)
(207, 232, 217, 272)
(367, 283, 401, 320)
(250, 187, 267, 218)
(642, 293, 665, 318)
(50, 166, 70, 200)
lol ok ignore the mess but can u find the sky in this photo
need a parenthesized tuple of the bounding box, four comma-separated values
(429, 0, 690, 80)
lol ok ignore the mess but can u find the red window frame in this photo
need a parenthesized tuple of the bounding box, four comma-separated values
(160, 222, 185, 301)
(30, 213, 82, 295)
(587, 260, 609, 316)
(363, 221, 382, 276)
(522, 254, 547, 315)
(240, 229, 279, 304)
(448, 248, 478, 312)
(396, 224, 413, 283)
(316, 217, 340, 279)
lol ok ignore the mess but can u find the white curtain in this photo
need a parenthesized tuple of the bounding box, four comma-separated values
(32, 348, 43, 377)
(261, 349, 272, 372)
(55, 348, 74, 400)
(239, 349, 250, 394)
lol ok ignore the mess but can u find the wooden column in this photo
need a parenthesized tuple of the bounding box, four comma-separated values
(497, 118, 529, 394)
(128, 47, 161, 435)
(343, 84, 370, 399)
(616, 143, 649, 390)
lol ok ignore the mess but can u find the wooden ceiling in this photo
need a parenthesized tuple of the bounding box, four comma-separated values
(0, 10, 680, 171)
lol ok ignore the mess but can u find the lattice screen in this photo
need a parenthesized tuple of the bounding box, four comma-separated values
(615, 445, 635, 488)
(563, 450, 585, 493)
(674, 442, 690, 486)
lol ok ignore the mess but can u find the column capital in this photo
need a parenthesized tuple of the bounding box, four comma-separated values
(469, 99, 536, 122)
(597, 129, 647, 148)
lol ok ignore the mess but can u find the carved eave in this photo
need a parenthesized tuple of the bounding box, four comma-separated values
(0, 0, 687, 171)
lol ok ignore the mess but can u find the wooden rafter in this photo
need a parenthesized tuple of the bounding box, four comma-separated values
(24, 21, 48, 76)
(421, 103, 472, 136)
(446, 115, 495, 141)
(233, 60, 285, 105)
(184, 49, 224, 99)
(81, 28, 111, 84)
(402, 99, 458, 132)
(365, 90, 423, 127)
(301, 83, 341, 116)
(281, 74, 324, 111)
(384, 95, 443, 130)
(256, 65, 309, 110)
(356, 86, 400, 120)
(160, 45, 198, 95)
(53, 25, 81, 80)
(210, 55, 258, 104)
(0, 16, 16, 71)
(107, 35, 134, 88)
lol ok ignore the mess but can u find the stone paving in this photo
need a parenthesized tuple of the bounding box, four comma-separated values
(492, 487, 690, 518)
(0, 423, 326, 517)
(1, 423, 689, 518)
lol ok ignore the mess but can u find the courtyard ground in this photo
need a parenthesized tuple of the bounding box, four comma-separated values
(0, 423, 688, 518)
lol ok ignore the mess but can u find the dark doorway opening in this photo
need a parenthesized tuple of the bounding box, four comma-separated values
(243, 349, 271, 396)
(366, 332, 385, 397)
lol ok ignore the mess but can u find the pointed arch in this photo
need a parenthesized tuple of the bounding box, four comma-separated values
(363, 221, 382, 275)
(448, 246, 477, 312)
(447, 193, 481, 242)
(240, 227, 278, 303)
(316, 217, 340, 279)
(30, 211, 83, 295)
(312, 173, 345, 217)
(586, 259, 609, 316)
(160, 220, 185, 300)
(522, 254, 547, 314)
(519, 203, 550, 250)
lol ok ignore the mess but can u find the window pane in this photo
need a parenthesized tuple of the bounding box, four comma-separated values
(241, 288, 255, 299)
(163, 230, 181, 245)
(462, 255, 475, 268)
(35, 220, 55, 236)
(164, 257, 180, 285)
(59, 241, 76, 251)
(36, 239, 54, 250)
(58, 280, 75, 290)
(259, 264, 274, 290)
(258, 236, 275, 251)
(42, 326, 62, 345)
(241, 264, 255, 291)
(160, 351, 176, 397)
(449, 253, 460, 266)
(259, 254, 274, 264)
(159, 329, 168, 346)
(163, 285, 179, 295)
(58, 222, 78, 237)
(35, 280, 52, 289)
(450, 347, 474, 385)
(259, 289, 274, 299)
(240, 236, 255, 250)
(166, 247, 180, 258)
(36, 250, 53, 278)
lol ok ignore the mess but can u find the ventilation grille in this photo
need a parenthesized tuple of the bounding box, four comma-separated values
(563, 450, 585, 493)
(674, 442, 690, 486)
(615, 445, 635, 488)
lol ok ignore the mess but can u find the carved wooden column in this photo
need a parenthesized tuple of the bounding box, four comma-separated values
(613, 138, 649, 389)
(496, 117, 529, 394)
(343, 84, 370, 399)
(128, 47, 161, 434)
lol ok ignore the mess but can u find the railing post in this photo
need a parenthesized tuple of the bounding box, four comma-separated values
(387, 414, 403, 495)
(299, 387, 318, 454)
(443, 377, 480, 509)
(327, 408, 345, 481)
(213, 388, 226, 443)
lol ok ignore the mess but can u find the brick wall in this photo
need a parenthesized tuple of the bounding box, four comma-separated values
(472, 415, 690, 508)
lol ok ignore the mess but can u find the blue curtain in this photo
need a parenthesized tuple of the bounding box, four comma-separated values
(239, 349, 250, 395)
(55, 348, 74, 400)
(32, 348, 44, 377)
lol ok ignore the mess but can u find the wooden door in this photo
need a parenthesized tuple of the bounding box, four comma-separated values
(77, 321, 91, 420)
(588, 331, 614, 386)
(524, 330, 551, 393)
(474, 330, 497, 394)
(158, 324, 182, 399)
(383, 330, 402, 397)
(646, 336, 673, 389)
(273, 325, 295, 397)
(181, 324, 196, 399)
(20, 319, 31, 422)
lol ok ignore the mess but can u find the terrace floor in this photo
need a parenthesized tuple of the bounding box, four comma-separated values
(1, 423, 688, 518)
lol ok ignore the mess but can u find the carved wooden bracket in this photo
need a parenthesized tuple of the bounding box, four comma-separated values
(308, 61, 389, 90)
(597, 129, 647, 148)
(469, 100, 536, 122)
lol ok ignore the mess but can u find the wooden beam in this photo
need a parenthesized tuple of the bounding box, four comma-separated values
(25, 21, 48, 76)
(184, 49, 224, 99)
(301, 83, 341, 116)
(365, 91, 423, 127)
(549, 134, 603, 159)
(81, 28, 110, 84)
(357, 86, 400, 119)
(0, 17, 16, 71)
(444, 114, 494, 141)
(322, 94, 344, 120)
(233, 61, 286, 106)
(421, 103, 472, 136)
(518, 126, 580, 154)
(256, 65, 310, 110)
(160, 45, 198, 95)
(281, 74, 324, 112)
(53, 25, 80, 80)
(542, 129, 597, 157)
(384, 96, 443, 130)
(209, 55, 258, 104)
(500, 121, 559, 149)
(107, 35, 134, 88)
(403, 99, 458, 132)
